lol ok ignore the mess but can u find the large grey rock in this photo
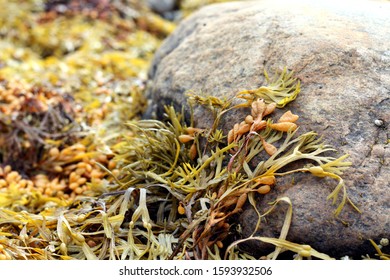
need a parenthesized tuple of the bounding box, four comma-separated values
(145, 0, 390, 258)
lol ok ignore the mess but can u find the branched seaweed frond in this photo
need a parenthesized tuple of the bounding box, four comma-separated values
(236, 67, 300, 108)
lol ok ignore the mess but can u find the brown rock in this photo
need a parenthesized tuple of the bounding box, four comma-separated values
(146, 0, 390, 258)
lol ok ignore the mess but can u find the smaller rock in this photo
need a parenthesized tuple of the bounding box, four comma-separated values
(146, 0, 177, 14)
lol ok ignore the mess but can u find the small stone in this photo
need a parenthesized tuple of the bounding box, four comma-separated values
(380, 238, 389, 247)
(146, 0, 176, 14)
(374, 119, 384, 127)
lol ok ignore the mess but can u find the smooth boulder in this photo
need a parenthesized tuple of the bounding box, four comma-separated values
(145, 0, 390, 258)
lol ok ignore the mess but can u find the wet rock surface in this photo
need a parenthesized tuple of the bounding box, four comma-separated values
(146, 0, 390, 258)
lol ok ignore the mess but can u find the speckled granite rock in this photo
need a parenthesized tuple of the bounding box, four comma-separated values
(145, 0, 390, 258)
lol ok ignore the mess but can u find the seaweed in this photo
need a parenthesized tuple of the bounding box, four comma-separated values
(105, 68, 359, 260)
(0, 80, 80, 174)
(0, 67, 361, 260)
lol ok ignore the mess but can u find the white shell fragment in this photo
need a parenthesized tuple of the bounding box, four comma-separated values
(374, 119, 384, 127)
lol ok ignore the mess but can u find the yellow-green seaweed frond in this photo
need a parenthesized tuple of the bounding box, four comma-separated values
(236, 67, 300, 108)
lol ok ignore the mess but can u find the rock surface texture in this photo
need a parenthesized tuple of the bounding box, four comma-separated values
(146, 0, 390, 258)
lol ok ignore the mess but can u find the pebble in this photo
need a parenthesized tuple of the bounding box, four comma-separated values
(374, 119, 384, 127)
(146, 0, 176, 14)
